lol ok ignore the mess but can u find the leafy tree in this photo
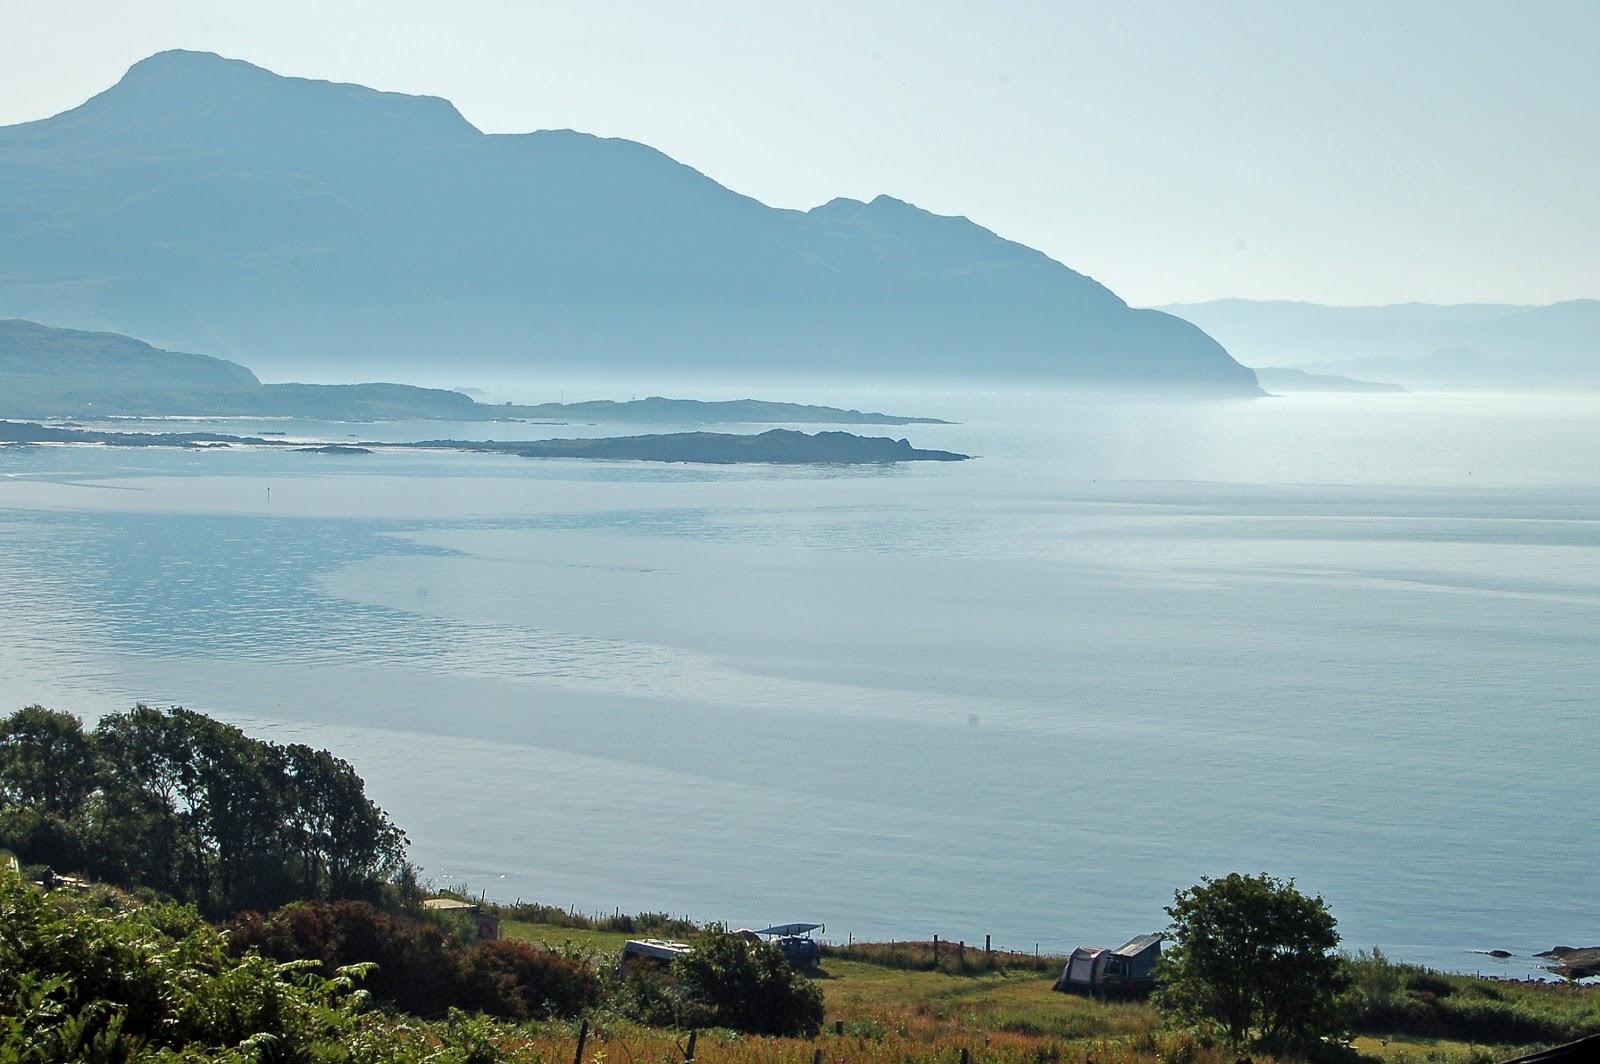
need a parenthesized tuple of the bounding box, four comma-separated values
(2, 703, 406, 915)
(1155, 872, 1347, 1055)
(90, 703, 199, 897)
(672, 926, 824, 1037)
(0, 705, 97, 816)
(283, 742, 406, 901)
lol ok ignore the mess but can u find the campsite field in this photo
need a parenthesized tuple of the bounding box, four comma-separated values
(500, 917, 1591, 1064)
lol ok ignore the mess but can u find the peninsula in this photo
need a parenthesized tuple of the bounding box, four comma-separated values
(496, 397, 949, 426)
(0, 319, 947, 426)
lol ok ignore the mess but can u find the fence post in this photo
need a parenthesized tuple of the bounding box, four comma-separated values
(685, 1029, 697, 1061)
(958, 940, 965, 970)
(961, 1048, 971, 1064)
(572, 1020, 588, 1064)
(835, 1020, 845, 1036)
(813, 1051, 823, 1064)
(933, 934, 940, 966)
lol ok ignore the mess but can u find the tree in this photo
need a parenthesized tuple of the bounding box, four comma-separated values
(1155, 872, 1347, 1055)
(672, 927, 824, 1037)
(1, 703, 407, 915)
(0, 705, 97, 816)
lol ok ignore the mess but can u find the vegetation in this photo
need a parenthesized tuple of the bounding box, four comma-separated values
(228, 899, 600, 1021)
(821, 938, 1065, 975)
(668, 927, 826, 1036)
(1155, 872, 1347, 1055)
(0, 704, 404, 915)
(4, 701, 1596, 1063)
(1345, 950, 1600, 1046)
(0, 864, 527, 1064)
(491, 898, 700, 939)
(6, 867, 1599, 1064)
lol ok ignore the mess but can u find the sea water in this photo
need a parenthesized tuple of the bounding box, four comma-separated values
(0, 390, 1595, 977)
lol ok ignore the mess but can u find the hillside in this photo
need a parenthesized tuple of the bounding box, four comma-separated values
(0, 319, 481, 419)
(0, 318, 260, 412)
(1163, 299, 1600, 389)
(0, 51, 1259, 395)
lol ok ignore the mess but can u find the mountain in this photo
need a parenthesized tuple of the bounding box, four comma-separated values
(1252, 367, 1405, 394)
(0, 50, 1258, 395)
(1161, 299, 1600, 389)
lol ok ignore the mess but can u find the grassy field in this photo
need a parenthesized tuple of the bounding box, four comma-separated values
(499, 917, 1596, 1064)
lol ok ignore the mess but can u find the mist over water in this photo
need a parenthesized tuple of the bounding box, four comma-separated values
(1, 388, 1595, 976)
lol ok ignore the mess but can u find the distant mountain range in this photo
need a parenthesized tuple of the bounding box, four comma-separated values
(0, 318, 943, 425)
(0, 50, 1257, 396)
(1162, 299, 1600, 389)
(1251, 367, 1405, 394)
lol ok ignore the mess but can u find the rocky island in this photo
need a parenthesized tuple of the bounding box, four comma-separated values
(510, 428, 968, 463)
(1, 421, 969, 465)
(407, 428, 969, 464)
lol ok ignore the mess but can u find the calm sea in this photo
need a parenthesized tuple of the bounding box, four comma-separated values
(1, 389, 1595, 977)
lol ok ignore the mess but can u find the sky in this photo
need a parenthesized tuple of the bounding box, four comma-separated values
(2, 0, 1596, 307)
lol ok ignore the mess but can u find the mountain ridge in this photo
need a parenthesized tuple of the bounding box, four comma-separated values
(1160, 298, 1599, 388)
(0, 50, 1258, 395)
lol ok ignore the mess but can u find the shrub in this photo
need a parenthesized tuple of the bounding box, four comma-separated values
(456, 938, 601, 1020)
(229, 899, 600, 1022)
(230, 899, 461, 1017)
(671, 926, 824, 1037)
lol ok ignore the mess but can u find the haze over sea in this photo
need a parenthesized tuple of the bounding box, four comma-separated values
(1, 387, 1595, 976)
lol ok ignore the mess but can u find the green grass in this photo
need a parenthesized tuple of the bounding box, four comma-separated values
(500, 918, 637, 955)
(1347, 952, 1600, 1047)
(498, 918, 1600, 1062)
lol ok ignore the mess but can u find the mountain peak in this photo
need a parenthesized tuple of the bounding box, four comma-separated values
(123, 48, 273, 80)
(53, 49, 480, 145)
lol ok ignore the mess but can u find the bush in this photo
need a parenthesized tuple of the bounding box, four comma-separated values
(613, 965, 687, 1027)
(0, 805, 86, 872)
(456, 938, 601, 1020)
(229, 899, 599, 1021)
(230, 898, 460, 1016)
(671, 926, 824, 1037)
(1, 865, 362, 1062)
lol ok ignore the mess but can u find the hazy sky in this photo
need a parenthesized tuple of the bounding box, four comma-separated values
(3, 1, 1596, 306)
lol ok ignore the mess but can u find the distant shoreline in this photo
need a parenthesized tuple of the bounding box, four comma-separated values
(0, 420, 970, 465)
